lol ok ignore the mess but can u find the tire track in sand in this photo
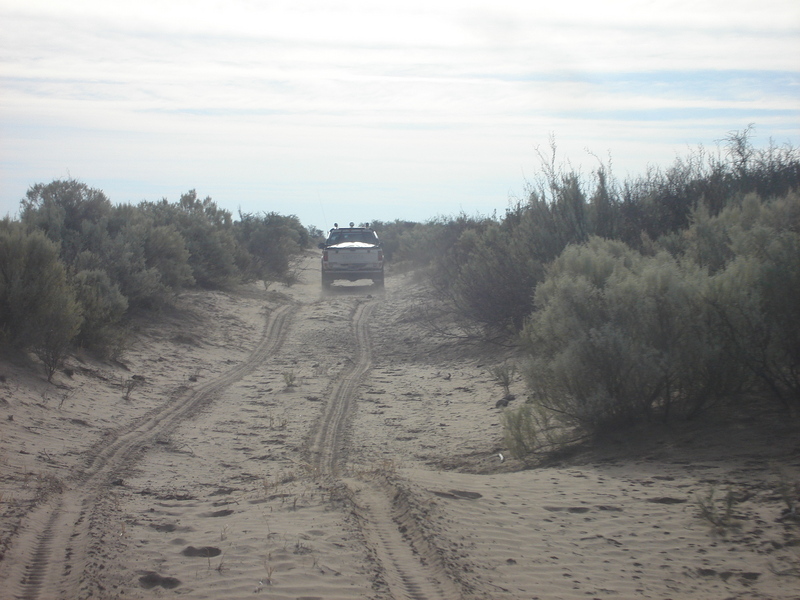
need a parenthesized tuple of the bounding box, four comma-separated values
(308, 298, 463, 600)
(0, 304, 296, 600)
(308, 299, 376, 476)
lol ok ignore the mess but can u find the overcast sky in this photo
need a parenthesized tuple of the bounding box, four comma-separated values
(1, 0, 798, 229)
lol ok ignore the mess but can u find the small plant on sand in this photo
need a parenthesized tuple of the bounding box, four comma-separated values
(268, 416, 288, 430)
(215, 553, 228, 574)
(502, 400, 567, 464)
(57, 388, 76, 409)
(278, 470, 297, 485)
(293, 538, 312, 555)
(489, 362, 517, 396)
(121, 378, 139, 401)
(264, 555, 275, 585)
(261, 476, 273, 498)
(282, 370, 297, 389)
(696, 486, 741, 531)
(775, 468, 800, 521)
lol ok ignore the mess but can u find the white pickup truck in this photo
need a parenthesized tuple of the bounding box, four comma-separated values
(318, 223, 384, 288)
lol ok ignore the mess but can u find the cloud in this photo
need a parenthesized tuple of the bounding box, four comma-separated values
(1, 0, 798, 223)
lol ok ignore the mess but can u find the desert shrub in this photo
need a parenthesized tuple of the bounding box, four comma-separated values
(32, 292, 83, 381)
(394, 214, 490, 272)
(696, 486, 741, 531)
(439, 166, 597, 333)
(502, 400, 572, 463)
(184, 227, 238, 289)
(421, 160, 619, 334)
(520, 237, 741, 436)
(447, 221, 546, 333)
(704, 196, 800, 410)
(17, 181, 185, 309)
(604, 253, 742, 420)
(587, 165, 619, 239)
(72, 269, 129, 352)
(143, 224, 195, 290)
(20, 179, 114, 265)
(368, 219, 418, 263)
(0, 225, 82, 378)
(100, 223, 170, 309)
(489, 362, 517, 395)
(405, 208, 550, 334)
(142, 191, 239, 289)
(502, 402, 542, 463)
(234, 212, 308, 284)
(665, 191, 800, 411)
(615, 129, 800, 250)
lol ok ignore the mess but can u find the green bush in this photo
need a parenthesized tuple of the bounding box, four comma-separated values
(502, 400, 570, 463)
(72, 269, 129, 352)
(143, 224, 194, 290)
(502, 402, 542, 463)
(417, 165, 617, 333)
(4, 179, 318, 370)
(234, 212, 308, 284)
(368, 219, 418, 263)
(520, 237, 741, 436)
(103, 222, 170, 309)
(32, 292, 83, 381)
(20, 179, 114, 265)
(447, 222, 545, 333)
(703, 193, 800, 410)
(140, 191, 239, 289)
(0, 224, 82, 378)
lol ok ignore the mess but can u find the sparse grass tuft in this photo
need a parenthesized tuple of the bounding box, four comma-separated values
(775, 468, 800, 521)
(293, 538, 312, 554)
(121, 378, 139, 401)
(696, 486, 741, 532)
(489, 362, 517, 396)
(215, 553, 228, 574)
(501, 400, 571, 464)
(264, 556, 275, 585)
(282, 370, 297, 388)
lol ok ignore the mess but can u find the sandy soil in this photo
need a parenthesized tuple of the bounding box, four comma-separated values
(1, 254, 799, 600)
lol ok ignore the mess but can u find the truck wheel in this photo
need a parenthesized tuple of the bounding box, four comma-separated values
(373, 272, 385, 287)
(321, 274, 332, 288)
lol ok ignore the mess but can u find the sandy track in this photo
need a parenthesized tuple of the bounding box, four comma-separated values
(306, 294, 464, 599)
(0, 303, 296, 600)
(308, 299, 376, 477)
(346, 479, 465, 600)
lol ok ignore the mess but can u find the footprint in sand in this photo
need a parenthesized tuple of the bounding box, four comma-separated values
(201, 508, 234, 517)
(431, 489, 483, 500)
(182, 545, 222, 557)
(139, 571, 181, 589)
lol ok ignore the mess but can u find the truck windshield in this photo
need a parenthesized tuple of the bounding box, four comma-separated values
(328, 232, 375, 244)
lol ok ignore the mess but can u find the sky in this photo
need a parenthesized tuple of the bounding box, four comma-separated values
(1, 0, 799, 229)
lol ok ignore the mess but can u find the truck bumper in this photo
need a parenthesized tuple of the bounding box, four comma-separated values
(322, 268, 384, 285)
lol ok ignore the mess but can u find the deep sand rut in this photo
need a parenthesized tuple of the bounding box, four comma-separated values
(309, 297, 464, 600)
(0, 304, 296, 600)
(307, 299, 376, 476)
